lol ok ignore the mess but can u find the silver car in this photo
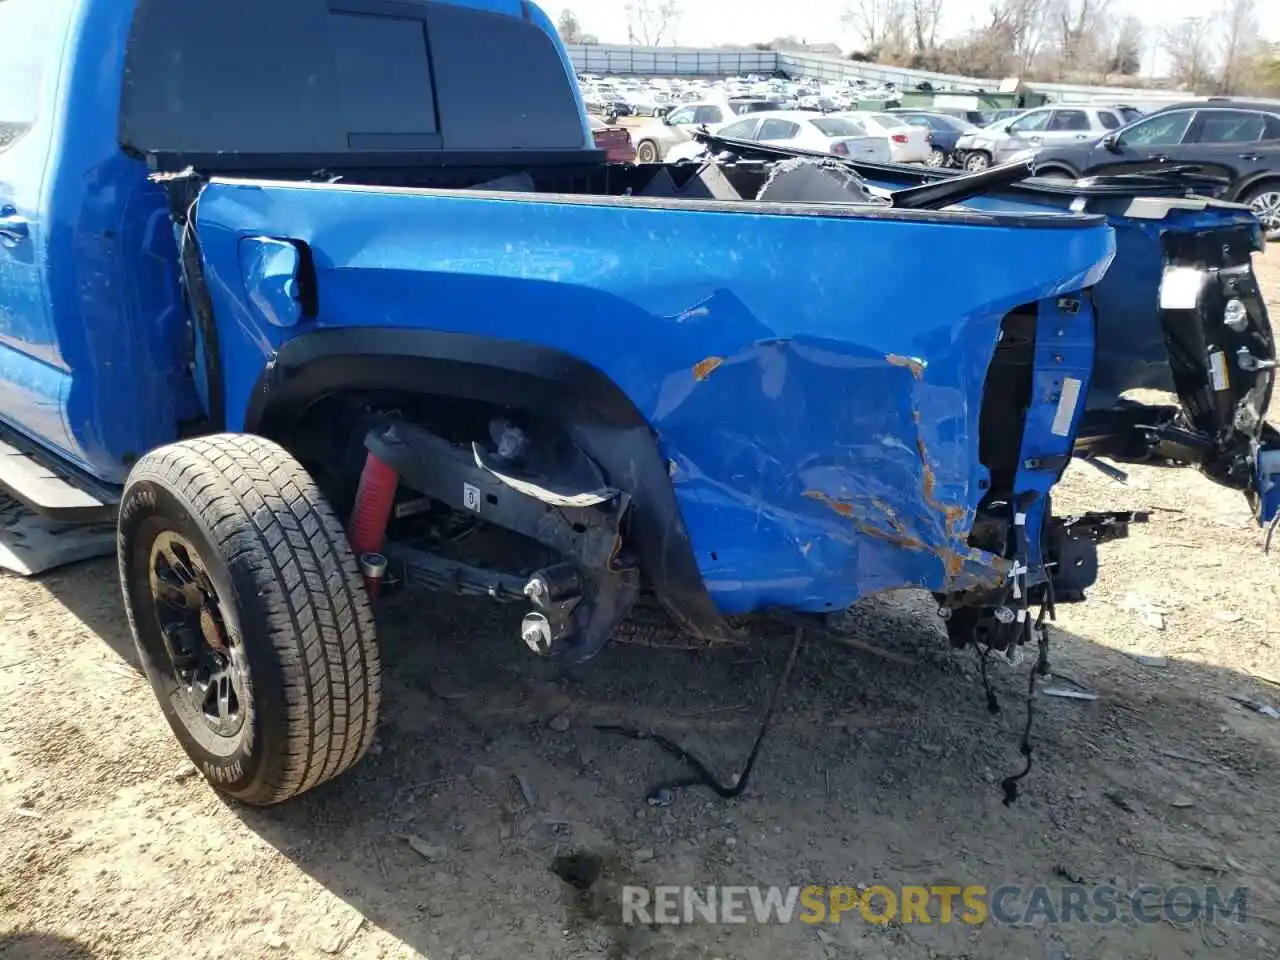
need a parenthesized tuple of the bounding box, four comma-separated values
(629, 101, 734, 163)
(955, 104, 1143, 171)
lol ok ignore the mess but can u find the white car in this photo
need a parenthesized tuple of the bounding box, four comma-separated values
(665, 111, 893, 164)
(836, 112, 931, 164)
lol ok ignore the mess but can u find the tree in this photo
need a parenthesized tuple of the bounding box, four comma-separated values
(556, 8, 584, 44)
(625, 0, 682, 46)
(1217, 0, 1260, 95)
(1001, 0, 1053, 75)
(908, 0, 944, 56)
(1052, 0, 1112, 79)
(949, 0, 1051, 78)
(1106, 14, 1144, 76)
(1235, 41, 1280, 96)
(842, 0, 909, 58)
(1163, 17, 1217, 91)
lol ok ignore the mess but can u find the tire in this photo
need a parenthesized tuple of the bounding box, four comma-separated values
(635, 140, 660, 164)
(963, 151, 991, 172)
(118, 434, 381, 806)
(1035, 169, 1075, 182)
(1242, 181, 1280, 233)
(926, 147, 947, 168)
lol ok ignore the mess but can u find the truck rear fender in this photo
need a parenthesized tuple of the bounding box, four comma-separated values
(245, 328, 728, 638)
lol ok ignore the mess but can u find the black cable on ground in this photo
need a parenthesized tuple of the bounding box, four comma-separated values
(596, 626, 805, 803)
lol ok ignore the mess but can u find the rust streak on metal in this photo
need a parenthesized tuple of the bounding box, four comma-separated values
(803, 490, 927, 551)
(692, 356, 725, 382)
(915, 434, 966, 539)
(941, 549, 966, 581)
(804, 489, 854, 518)
(885, 354, 926, 379)
(855, 522, 928, 552)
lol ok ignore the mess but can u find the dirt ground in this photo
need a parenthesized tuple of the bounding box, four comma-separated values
(3, 251, 1280, 960)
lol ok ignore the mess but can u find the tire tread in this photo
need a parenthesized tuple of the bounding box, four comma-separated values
(121, 434, 381, 805)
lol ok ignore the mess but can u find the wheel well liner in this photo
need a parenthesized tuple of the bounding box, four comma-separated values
(245, 328, 727, 639)
(1230, 172, 1280, 203)
(1034, 163, 1079, 178)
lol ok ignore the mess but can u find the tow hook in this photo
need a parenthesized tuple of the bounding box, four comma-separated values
(520, 563, 583, 655)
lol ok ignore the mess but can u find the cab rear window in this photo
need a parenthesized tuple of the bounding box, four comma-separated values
(120, 0, 588, 159)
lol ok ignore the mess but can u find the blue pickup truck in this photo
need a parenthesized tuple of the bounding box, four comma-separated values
(1, 0, 1118, 805)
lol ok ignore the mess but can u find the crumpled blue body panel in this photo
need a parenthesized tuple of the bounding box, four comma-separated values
(193, 180, 1113, 615)
(956, 198, 1258, 408)
(859, 171, 1262, 408)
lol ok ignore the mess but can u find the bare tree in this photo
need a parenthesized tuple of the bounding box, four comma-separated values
(1231, 41, 1280, 95)
(625, 0, 682, 46)
(1163, 17, 1217, 91)
(1217, 0, 1260, 94)
(909, 0, 944, 56)
(1011, 0, 1054, 74)
(975, 0, 1051, 76)
(842, 0, 909, 56)
(557, 8, 584, 44)
(1052, 0, 1112, 78)
(1106, 14, 1144, 76)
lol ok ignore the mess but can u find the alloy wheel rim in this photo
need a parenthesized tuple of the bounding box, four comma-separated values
(1251, 191, 1280, 231)
(149, 532, 245, 739)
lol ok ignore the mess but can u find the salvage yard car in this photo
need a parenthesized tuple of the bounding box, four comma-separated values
(4, 0, 1121, 805)
(665, 111, 892, 164)
(589, 116, 636, 163)
(890, 110, 982, 167)
(956, 104, 1144, 171)
(1027, 99, 1280, 233)
(630, 100, 733, 162)
(837, 111, 932, 164)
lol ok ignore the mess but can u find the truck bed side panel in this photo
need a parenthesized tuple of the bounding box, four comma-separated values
(194, 182, 1113, 614)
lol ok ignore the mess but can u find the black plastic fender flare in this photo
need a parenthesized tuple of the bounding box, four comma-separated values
(244, 328, 729, 640)
(1031, 163, 1080, 180)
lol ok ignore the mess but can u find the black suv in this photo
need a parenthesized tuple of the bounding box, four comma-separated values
(1030, 99, 1280, 232)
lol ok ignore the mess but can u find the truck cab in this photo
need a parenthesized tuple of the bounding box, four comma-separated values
(0, 0, 1119, 807)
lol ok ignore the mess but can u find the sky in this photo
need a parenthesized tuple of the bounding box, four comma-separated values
(545, 0, 1280, 74)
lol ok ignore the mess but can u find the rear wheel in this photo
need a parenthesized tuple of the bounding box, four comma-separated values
(963, 151, 992, 172)
(1243, 182, 1280, 233)
(635, 140, 660, 164)
(926, 147, 947, 168)
(118, 434, 381, 806)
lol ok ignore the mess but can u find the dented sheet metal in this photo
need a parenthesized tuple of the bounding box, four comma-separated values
(192, 176, 1113, 617)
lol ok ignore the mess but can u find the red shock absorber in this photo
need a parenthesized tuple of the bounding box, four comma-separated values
(347, 451, 398, 599)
